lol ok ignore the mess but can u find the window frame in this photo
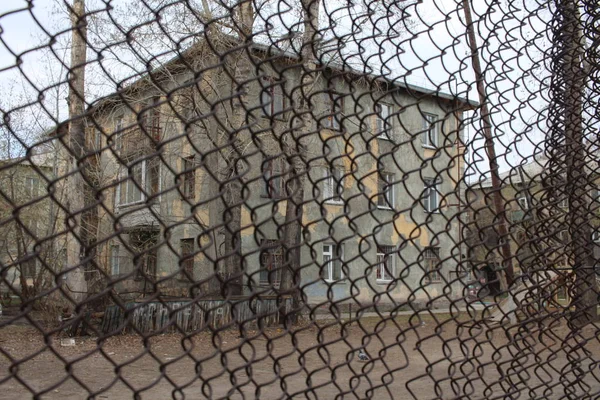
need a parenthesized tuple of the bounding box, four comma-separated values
(114, 115, 124, 150)
(375, 103, 393, 140)
(116, 159, 160, 207)
(323, 92, 344, 131)
(377, 172, 395, 209)
(322, 243, 344, 282)
(182, 155, 196, 200)
(110, 245, 120, 275)
(261, 77, 285, 120)
(517, 195, 529, 210)
(423, 178, 440, 213)
(143, 96, 162, 141)
(422, 113, 439, 148)
(376, 245, 395, 282)
(424, 247, 441, 282)
(324, 166, 344, 204)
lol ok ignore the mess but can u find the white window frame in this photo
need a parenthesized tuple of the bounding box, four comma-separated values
(422, 113, 439, 148)
(110, 245, 120, 275)
(323, 244, 344, 282)
(423, 178, 440, 213)
(376, 103, 392, 140)
(517, 195, 528, 210)
(114, 115, 124, 150)
(116, 159, 160, 207)
(376, 245, 395, 282)
(377, 172, 395, 209)
(323, 92, 343, 131)
(324, 167, 344, 204)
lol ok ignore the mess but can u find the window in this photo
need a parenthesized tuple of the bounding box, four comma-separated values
(424, 247, 441, 282)
(422, 113, 438, 147)
(110, 245, 120, 275)
(324, 167, 344, 203)
(261, 78, 285, 118)
(517, 195, 528, 210)
(423, 178, 440, 213)
(377, 172, 395, 209)
(323, 92, 343, 130)
(182, 156, 196, 200)
(25, 177, 39, 198)
(180, 238, 194, 278)
(323, 244, 343, 281)
(119, 163, 143, 205)
(260, 239, 283, 286)
(117, 159, 160, 206)
(143, 97, 161, 141)
(263, 157, 286, 199)
(375, 103, 392, 139)
(593, 228, 600, 242)
(114, 115, 124, 150)
(376, 245, 395, 282)
(85, 126, 102, 149)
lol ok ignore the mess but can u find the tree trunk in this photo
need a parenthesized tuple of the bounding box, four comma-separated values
(221, 2, 255, 296)
(65, 0, 88, 304)
(557, 0, 598, 328)
(278, 0, 320, 323)
(462, 0, 514, 290)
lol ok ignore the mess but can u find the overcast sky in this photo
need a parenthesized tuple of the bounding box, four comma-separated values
(0, 0, 551, 177)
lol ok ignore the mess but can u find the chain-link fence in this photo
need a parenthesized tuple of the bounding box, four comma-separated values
(0, 0, 599, 398)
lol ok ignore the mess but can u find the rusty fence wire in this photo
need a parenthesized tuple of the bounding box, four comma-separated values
(0, 0, 599, 398)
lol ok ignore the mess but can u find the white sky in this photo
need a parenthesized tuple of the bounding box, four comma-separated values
(0, 0, 551, 177)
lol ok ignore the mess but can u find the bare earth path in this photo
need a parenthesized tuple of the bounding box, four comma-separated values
(0, 314, 598, 399)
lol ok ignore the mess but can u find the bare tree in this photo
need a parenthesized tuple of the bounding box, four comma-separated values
(556, 0, 598, 328)
(63, 0, 89, 303)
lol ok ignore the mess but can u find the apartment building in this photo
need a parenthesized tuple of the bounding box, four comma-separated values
(83, 37, 476, 307)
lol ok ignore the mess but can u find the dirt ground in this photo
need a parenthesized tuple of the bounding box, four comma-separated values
(0, 313, 599, 399)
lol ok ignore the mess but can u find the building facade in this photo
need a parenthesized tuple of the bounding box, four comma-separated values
(82, 39, 475, 308)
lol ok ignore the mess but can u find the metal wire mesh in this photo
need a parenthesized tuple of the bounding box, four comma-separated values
(0, 0, 599, 398)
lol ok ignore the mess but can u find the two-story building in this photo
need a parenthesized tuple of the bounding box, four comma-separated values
(82, 37, 477, 309)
